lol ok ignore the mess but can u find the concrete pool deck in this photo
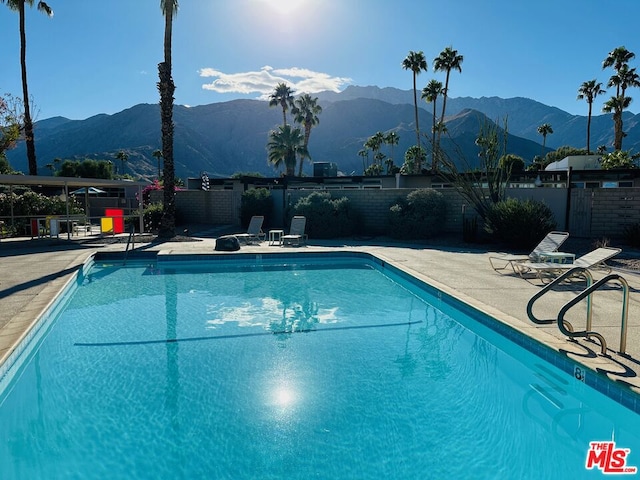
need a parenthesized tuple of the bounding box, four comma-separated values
(2, 232, 640, 400)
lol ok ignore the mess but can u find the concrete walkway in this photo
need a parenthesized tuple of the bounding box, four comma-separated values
(2, 232, 640, 398)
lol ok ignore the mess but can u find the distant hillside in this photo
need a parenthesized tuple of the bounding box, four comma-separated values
(7, 86, 639, 179)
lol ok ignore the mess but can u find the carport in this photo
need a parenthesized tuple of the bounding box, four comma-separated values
(0, 174, 149, 240)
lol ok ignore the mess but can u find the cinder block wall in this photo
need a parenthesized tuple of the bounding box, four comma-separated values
(286, 189, 469, 234)
(164, 186, 640, 239)
(151, 190, 241, 225)
(589, 188, 640, 238)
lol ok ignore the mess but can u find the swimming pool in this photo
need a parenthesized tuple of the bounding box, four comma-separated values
(0, 252, 639, 479)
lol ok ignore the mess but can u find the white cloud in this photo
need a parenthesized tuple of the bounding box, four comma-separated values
(199, 65, 351, 98)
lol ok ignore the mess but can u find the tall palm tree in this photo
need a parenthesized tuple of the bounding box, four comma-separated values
(433, 46, 463, 170)
(577, 79, 605, 154)
(267, 125, 307, 176)
(291, 94, 322, 176)
(357, 148, 369, 172)
(2, 0, 53, 176)
(152, 148, 163, 178)
(115, 150, 128, 176)
(602, 46, 638, 151)
(364, 132, 386, 167)
(602, 96, 630, 151)
(537, 123, 553, 159)
(402, 51, 428, 149)
(603, 46, 635, 96)
(421, 79, 443, 167)
(269, 83, 295, 126)
(385, 131, 400, 166)
(158, 0, 178, 238)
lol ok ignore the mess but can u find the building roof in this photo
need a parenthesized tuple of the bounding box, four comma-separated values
(0, 174, 148, 189)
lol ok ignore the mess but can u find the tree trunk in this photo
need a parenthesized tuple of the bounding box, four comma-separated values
(412, 73, 420, 151)
(586, 103, 592, 154)
(158, 61, 175, 238)
(158, 8, 175, 239)
(19, 2, 37, 175)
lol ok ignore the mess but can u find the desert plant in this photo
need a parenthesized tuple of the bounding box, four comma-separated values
(291, 191, 357, 238)
(387, 188, 447, 239)
(240, 188, 273, 227)
(484, 198, 556, 249)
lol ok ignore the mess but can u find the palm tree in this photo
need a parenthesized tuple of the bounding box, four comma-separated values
(602, 96, 630, 151)
(433, 46, 463, 169)
(357, 148, 369, 172)
(602, 46, 635, 96)
(421, 79, 443, 166)
(115, 150, 128, 176)
(2, 0, 53, 176)
(364, 132, 386, 167)
(577, 79, 605, 154)
(537, 123, 553, 159)
(267, 125, 307, 176)
(269, 83, 295, 126)
(291, 94, 322, 176)
(158, 0, 178, 238)
(385, 131, 400, 166)
(402, 51, 428, 149)
(152, 148, 163, 178)
(602, 46, 638, 151)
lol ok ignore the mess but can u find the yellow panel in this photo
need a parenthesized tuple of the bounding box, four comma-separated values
(100, 217, 114, 234)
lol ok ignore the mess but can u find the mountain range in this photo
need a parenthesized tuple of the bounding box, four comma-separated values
(7, 85, 640, 179)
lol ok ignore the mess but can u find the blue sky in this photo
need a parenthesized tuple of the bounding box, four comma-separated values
(1, 0, 639, 121)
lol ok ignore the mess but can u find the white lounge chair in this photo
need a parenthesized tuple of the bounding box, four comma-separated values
(235, 216, 265, 244)
(282, 216, 307, 246)
(516, 246, 621, 280)
(489, 231, 569, 273)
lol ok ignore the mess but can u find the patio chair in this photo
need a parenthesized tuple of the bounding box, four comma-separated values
(235, 216, 265, 244)
(489, 231, 569, 273)
(282, 216, 307, 246)
(515, 246, 622, 280)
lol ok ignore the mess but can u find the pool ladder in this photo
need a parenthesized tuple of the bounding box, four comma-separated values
(123, 225, 135, 265)
(526, 266, 630, 355)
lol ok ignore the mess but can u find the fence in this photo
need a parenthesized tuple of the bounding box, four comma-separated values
(166, 185, 640, 239)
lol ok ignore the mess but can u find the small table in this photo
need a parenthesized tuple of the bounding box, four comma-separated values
(539, 251, 575, 264)
(269, 229, 284, 246)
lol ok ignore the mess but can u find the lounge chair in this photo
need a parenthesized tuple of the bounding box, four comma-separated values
(282, 216, 307, 246)
(235, 216, 265, 244)
(489, 231, 569, 273)
(516, 246, 621, 280)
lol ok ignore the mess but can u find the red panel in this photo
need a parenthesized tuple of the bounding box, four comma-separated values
(105, 209, 125, 234)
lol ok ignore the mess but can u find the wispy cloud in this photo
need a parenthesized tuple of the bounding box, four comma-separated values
(199, 65, 351, 98)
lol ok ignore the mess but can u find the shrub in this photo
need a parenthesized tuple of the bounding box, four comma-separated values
(291, 191, 357, 238)
(484, 198, 556, 249)
(387, 189, 447, 239)
(240, 188, 272, 228)
(623, 223, 640, 248)
(0, 190, 84, 236)
(143, 202, 164, 233)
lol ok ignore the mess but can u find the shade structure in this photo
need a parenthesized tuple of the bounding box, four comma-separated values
(70, 187, 106, 195)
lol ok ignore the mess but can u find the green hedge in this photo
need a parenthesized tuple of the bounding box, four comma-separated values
(484, 198, 557, 249)
(240, 188, 273, 228)
(387, 189, 447, 239)
(291, 191, 358, 239)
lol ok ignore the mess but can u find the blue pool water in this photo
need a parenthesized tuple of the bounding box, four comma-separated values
(1, 254, 639, 479)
